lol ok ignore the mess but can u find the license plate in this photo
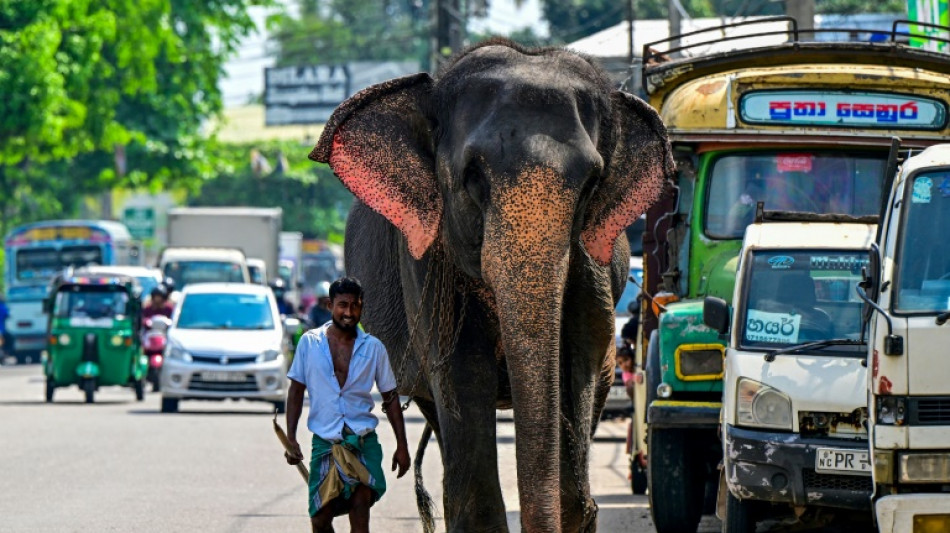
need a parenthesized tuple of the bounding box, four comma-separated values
(201, 371, 247, 382)
(815, 447, 871, 475)
(608, 386, 629, 401)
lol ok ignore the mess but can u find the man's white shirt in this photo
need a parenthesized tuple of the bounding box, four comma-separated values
(288, 324, 397, 441)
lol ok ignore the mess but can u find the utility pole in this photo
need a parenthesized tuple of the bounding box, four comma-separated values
(431, 0, 466, 73)
(785, 0, 815, 31)
(627, 0, 636, 65)
(668, 0, 681, 56)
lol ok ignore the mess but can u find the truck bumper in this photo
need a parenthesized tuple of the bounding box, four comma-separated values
(647, 400, 720, 429)
(724, 424, 871, 510)
(876, 494, 950, 533)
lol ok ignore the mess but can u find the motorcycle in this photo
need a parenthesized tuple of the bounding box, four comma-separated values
(142, 315, 172, 392)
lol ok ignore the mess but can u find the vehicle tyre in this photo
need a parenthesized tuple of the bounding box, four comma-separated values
(631, 455, 648, 495)
(134, 379, 145, 401)
(649, 427, 703, 533)
(45, 378, 55, 403)
(151, 379, 161, 393)
(273, 400, 286, 414)
(645, 330, 661, 407)
(723, 490, 756, 533)
(83, 379, 95, 404)
(161, 397, 179, 413)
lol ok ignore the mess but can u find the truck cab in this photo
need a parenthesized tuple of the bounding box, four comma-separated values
(705, 218, 875, 532)
(158, 247, 250, 293)
(867, 144, 950, 533)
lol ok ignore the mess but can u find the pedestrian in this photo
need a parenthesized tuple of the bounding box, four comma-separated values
(0, 293, 9, 359)
(308, 281, 332, 327)
(284, 277, 410, 533)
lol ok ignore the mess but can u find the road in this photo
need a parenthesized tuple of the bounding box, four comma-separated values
(0, 364, 869, 532)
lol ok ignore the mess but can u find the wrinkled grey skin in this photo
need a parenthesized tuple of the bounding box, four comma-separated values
(310, 40, 672, 533)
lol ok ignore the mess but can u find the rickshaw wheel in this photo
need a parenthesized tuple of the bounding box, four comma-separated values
(83, 379, 95, 404)
(134, 379, 145, 401)
(45, 379, 54, 403)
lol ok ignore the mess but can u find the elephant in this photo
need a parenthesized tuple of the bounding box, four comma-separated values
(309, 39, 673, 533)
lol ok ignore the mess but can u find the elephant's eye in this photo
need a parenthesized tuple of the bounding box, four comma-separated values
(463, 162, 490, 208)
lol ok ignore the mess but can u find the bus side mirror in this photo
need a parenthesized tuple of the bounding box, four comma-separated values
(42, 298, 52, 314)
(860, 244, 882, 325)
(703, 296, 730, 335)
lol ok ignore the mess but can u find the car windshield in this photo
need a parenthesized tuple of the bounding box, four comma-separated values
(705, 151, 886, 239)
(895, 170, 950, 313)
(163, 261, 245, 289)
(54, 286, 130, 319)
(176, 293, 274, 330)
(739, 250, 869, 353)
(16, 245, 103, 281)
(615, 266, 644, 315)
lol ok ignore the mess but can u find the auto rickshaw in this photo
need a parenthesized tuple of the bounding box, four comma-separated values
(43, 274, 147, 403)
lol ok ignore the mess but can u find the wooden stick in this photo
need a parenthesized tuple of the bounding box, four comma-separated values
(273, 411, 310, 483)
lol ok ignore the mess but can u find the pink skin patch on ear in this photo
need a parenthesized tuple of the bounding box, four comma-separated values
(329, 131, 440, 260)
(581, 165, 662, 266)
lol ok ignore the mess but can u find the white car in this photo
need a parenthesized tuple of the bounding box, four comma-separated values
(160, 283, 290, 413)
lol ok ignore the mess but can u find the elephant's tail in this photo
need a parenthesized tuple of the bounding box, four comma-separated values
(415, 422, 437, 533)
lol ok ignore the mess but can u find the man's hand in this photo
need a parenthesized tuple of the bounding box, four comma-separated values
(392, 445, 411, 478)
(285, 438, 304, 466)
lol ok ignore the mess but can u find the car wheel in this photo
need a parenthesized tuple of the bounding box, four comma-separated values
(45, 378, 55, 403)
(161, 397, 179, 413)
(631, 455, 648, 495)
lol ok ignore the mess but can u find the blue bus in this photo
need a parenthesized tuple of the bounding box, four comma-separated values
(4, 220, 141, 361)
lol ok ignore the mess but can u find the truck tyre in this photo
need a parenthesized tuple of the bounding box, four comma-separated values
(649, 428, 703, 533)
(161, 397, 179, 413)
(646, 330, 661, 407)
(45, 378, 54, 403)
(83, 379, 95, 404)
(631, 456, 648, 495)
(723, 490, 756, 533)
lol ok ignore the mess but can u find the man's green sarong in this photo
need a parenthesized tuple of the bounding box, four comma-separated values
(308, 431, 386, 517)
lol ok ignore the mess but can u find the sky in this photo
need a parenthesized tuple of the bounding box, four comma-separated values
(220, 0, 547, 109)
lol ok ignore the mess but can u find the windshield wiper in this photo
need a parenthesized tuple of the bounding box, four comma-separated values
(764, 339, 866, 362)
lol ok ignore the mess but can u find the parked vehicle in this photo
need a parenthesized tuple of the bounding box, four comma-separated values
(704, 216, 875, 532)
(246, 258, 268, 285)
(158, 247, 250, 292)
(279, 231, 304, 308)
(636, 18, 950, 531)
(863, 144, 950, 533)
(166, 207, 281, 281)
(4, 220, 142, 362)
(159, 283, 291, 413)
(43, 273, 147, 403)
(142, 315, 171, 392)
(79, 265, 163, 303)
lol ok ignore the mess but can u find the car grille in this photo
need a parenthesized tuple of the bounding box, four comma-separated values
(188, 375, 258, 392)
(915, 398, 950, 424)
(191, 354, 258, 365)
(803, 468, 872, 493)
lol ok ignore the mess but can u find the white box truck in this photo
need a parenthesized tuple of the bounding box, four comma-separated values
(165, 207, 282, 281)
(279, 231, 303, 307)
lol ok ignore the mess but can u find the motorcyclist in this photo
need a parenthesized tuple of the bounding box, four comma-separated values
(308, 281, 332, 327)
(270, 279, 294, 316)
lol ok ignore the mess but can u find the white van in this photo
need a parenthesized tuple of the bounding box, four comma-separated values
(704, 217, 876, 532)
(158, 247, 250, 293)
(863, 144, 950, 533)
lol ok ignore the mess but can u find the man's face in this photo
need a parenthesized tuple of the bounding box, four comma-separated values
(152, 295, 166, 307)
(330, 293, 361, 332)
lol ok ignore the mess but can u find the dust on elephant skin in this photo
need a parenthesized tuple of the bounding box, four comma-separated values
(310, 39, 674, 533)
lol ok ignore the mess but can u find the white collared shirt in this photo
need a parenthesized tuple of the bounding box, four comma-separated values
(287, 324, 398, 442)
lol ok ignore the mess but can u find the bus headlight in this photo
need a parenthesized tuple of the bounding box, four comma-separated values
(737, 378, 792, 430)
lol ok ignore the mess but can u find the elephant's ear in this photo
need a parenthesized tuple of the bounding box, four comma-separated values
(582, 91, 674, 266)
(310, 73, 440, 260)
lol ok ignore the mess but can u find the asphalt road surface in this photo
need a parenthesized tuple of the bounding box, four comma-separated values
(0, 364, 872, 532)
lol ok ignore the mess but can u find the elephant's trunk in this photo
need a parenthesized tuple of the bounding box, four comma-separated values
(482, 166, 577, 532)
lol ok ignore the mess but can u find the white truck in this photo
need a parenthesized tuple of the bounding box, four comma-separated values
(278, 231, 303, 307)
(164, 207, 282, 283)
(863, 144, 950, 533)
(704, 215, 876, 532)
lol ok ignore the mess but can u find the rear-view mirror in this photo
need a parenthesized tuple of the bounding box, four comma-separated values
(703, 296, 730, 335)
(42, 298, 52, 315)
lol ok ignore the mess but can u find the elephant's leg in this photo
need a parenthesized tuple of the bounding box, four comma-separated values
(557, 257, 617, 532)
(431, 315, 508, 532)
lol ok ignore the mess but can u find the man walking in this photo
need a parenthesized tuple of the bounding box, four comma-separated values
(284, 277, 410, 533)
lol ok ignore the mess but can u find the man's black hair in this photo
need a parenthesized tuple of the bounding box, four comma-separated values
(329, 277, 363, 302)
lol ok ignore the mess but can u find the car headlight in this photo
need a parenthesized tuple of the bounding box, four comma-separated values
(166, 343, 192, 362)
(257, 349, 281, 362)
(737, 378, 792, 430)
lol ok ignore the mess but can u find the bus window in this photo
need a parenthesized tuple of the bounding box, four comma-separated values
(60, 246, 103, 268)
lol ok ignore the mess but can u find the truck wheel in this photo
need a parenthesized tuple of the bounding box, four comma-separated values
(723, 490, 756, 533)
(45, 378, 55, 403)
(134, 379, 145, 401)
(83, 379, 95, 404)
(631, 456, 648, 495)
(646, 330, 661, 406)
(161, 397, 179, 413)
(649, 428, 703, 533)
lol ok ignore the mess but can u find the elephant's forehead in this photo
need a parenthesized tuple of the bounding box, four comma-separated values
(451, 46, 601, 89)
